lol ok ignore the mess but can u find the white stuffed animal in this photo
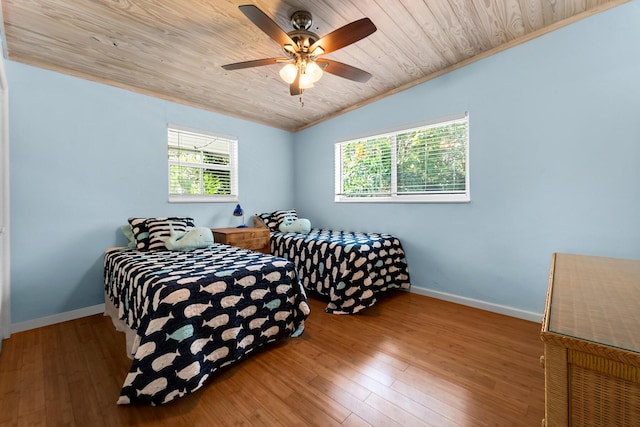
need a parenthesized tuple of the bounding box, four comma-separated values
(165, 227, 214, 251)
(278, 218, 311, 234)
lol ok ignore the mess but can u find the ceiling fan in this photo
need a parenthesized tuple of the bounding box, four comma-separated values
(221, 5, 377, 97)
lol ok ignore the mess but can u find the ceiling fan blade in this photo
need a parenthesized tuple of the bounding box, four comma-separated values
(316, 59, 372, 83)
(290, 72, 302, 96)
(239, 5, 296, 49)
(309, 18, 376, 55)
(222, 58, 288, 70)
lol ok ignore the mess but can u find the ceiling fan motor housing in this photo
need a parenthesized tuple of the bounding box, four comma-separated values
(285, 30, 319, 54)
(285, 11, 319, 56)
(290, 10, 312, 30)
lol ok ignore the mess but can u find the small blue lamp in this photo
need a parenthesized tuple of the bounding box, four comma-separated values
(233, 203, 247, 228)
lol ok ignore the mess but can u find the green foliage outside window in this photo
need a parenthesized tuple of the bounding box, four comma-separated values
(338, 115, 468, 201)
(342, 137, 391, 197)
(396, 122, 467, 193)
(169, 147, 231, 195)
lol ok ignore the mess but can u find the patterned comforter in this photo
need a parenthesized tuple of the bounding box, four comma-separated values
(270, 229, 410, 314)
(104, 245, 310, 405)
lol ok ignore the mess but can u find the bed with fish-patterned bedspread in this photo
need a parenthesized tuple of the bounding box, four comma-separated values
(104, 245, 310, 405)
(269, 229, 410, 314)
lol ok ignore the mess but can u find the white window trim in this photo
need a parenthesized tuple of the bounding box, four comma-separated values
(167, 125, 239, 203)
(334, 112, 470, 204)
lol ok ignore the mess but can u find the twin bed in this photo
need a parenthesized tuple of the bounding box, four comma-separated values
(104, 213, 410, 405)
(104, 217, 310, 405)
(257, 210, 411, 314)
(269, 229, 411, 314)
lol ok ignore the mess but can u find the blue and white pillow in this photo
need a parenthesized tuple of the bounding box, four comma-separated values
(258, 210, 297, 232)
(128, 217, 151, 250)
(128, 217, 195, 250)
(147, 217, 195, 250)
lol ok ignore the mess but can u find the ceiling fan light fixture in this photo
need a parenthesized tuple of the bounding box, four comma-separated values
(299, 74, 314, 89)
(305, 61, 323, 83)
(279, 63, 298, 84)
(311, 46, 325, 56)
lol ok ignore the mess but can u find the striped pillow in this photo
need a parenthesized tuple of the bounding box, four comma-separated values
(258, 210, 297, 232)
(128, 217, 195, 250)
(128, 217, 151, 250)
(146, 217, 195, 250)
(257, 212, 278, 232)
(273, 209, 298, 227)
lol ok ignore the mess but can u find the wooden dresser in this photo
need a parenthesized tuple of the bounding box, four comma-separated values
(211, 227, 270, 254)
(541, 253, 640, 426)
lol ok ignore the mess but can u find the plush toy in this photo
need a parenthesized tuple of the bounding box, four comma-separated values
(165, 227, 214, 251)
(279, 218, 311, 234)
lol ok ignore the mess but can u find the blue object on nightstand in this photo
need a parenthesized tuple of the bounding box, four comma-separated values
(233, 203, 247, 228)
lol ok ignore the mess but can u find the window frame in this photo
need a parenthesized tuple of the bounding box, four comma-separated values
(334, 113, 470, 203)
(168, 125, 239, 203)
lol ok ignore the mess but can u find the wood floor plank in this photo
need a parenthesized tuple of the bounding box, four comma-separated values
(364, 392, 435, 427)
(342, 413, 373, 427)
(390, 377, 495, 427)
(394, 360, 535, 425)
(0, 330, 22, 426)
(17, 328, 45, 419)
(42, 324, 74, 427)
(284, 391, 345, 427)
(18, 408, 46, 427)
(221, 361, 312, 426)
(276, 337, 383, 408)
(366, 383, 459, 427)
(0, 291, 545, 426)
(254, 358, 353, 424)
(0, 386, 20, 426)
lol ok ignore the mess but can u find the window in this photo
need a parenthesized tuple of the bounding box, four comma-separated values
(168, 126, 238, 203)
(334, 113, 469, 203)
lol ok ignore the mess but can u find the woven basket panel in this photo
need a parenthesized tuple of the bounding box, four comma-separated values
(570, 365, 640, 426)
(545, 345, 568, 425)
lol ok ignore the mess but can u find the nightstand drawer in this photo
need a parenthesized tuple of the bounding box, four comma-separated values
(211, 227, 270, 254)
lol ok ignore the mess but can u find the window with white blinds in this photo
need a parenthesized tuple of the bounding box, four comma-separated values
(168, 126, 238, 203)
(335, 113, 469, 203)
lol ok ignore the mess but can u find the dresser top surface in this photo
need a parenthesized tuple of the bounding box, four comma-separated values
(211, 227, 269, 235)
(545, 253, 640, 354)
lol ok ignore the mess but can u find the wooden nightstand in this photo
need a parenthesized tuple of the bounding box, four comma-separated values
(211, 227, 270, 254)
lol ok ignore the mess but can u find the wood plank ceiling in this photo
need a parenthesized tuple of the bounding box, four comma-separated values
(1, 0, 628, 132)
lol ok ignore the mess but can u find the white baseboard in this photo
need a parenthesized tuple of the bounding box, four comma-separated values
(10, 303, 106, 334)
(410, 285, 543, 322)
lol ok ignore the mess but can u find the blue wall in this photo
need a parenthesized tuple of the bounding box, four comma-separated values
(7, 1, 640, 325)
(293, 1, 640, 315)
(8, 63, 294, 324)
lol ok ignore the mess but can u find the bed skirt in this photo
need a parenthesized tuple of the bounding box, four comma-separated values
(104, 292, 140, 359)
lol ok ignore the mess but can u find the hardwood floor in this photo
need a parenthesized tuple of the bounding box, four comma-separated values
(0, 291, 545, 426)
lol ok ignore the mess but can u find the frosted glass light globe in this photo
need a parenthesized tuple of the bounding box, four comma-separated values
(279, 63, 298, 84)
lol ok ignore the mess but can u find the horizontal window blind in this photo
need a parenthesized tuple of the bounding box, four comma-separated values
(339, 136, 392, 197)
(396, 118, 467, 194)
(335, 113, 469, 203)
(168, 127, 238, 202)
